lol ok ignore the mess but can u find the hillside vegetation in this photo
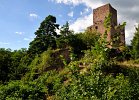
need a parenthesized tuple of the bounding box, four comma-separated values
(1, 15, 139, 100)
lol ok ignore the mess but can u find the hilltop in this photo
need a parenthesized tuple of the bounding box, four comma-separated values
(0, 4, 139, 99)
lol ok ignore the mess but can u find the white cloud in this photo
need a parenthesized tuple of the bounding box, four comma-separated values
(24, 36, 34, 41)
(24, 38, 30, 41)
(51, 0, 82, 5)
(117, 14, 137, 45)
(70, 14, 92, 32)
(0, 42, 10, 45)
(15, 32, 24, 35)
(50, 0, 103, 9)
(29, 13, 38, 19)
(80, 7, 90, 15)
(125, 20, 138, 44)
(50, 0, 104, 33)
(68, 11, 74, 17)
(50, 0, 139, 44)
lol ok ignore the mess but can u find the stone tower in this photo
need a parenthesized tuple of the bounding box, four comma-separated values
(88, 3, 125, 47)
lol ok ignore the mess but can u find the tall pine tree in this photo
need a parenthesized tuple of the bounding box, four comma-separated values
(28, 15, 59, 55)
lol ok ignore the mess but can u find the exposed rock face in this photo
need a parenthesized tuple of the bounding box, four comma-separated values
(88, 3, 125, 47)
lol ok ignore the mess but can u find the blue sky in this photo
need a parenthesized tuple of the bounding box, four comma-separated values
(0, 0, 139, 50)
(0, 0, 89, 50)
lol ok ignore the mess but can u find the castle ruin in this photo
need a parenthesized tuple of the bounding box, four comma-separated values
(88, 3, 125, 47)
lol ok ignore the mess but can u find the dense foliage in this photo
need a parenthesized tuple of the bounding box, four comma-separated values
(28, 15, 59, 55)
(131, 24, 139, 59)
(0, 15, 139, 100)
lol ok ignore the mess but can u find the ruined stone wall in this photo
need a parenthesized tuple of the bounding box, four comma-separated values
(93, 4, 117, 41)
(120, 28, 125, 45)
(93, 4, 110, 35)
(90, 3, 125, 46)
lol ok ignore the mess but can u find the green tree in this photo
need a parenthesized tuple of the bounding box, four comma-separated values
(0, 48, 12, 83)
(131, 24, 139, 59)
(9, 48, 27, 80)
(80, 30, 100, 49)
(56, 22, 74, 48)
(60, 21, 73, 37)
(28, 15, 59, 55)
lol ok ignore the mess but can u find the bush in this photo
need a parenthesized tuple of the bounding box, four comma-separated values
(0, 80, 46, 100)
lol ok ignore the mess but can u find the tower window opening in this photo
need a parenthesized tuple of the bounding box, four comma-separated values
(95, 26, 98, 30)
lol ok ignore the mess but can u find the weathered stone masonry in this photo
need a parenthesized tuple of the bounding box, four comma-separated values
(88, 3, 125, 47)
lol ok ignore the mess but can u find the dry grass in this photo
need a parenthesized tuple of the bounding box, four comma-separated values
(117, 60, 139, 68)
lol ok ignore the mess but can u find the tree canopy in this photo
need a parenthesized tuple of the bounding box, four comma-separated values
(1, 14, 139, 100)
(131, 24, 139, 59)
(28, 15, 59, 55)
